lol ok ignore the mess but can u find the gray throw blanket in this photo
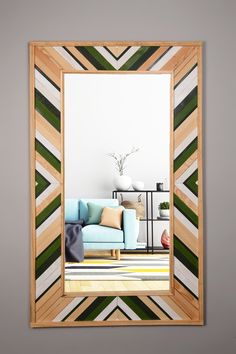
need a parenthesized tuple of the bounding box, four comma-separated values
(65, 220, 85, 262)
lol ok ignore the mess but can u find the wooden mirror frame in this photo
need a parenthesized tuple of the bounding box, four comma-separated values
(30, 41, 203, 327)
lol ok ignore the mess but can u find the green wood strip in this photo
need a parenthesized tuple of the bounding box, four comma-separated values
(35, 89, 60, 132)
(76, 46, 115, 70)
(184, 169, 198, 196)
(174, 87, 198, 130)
(35, 139, 61, 173)
(36, 194, 61, 229)
(174, 235, 198, 277)
(120, 46, 159, 70)
(174, 193, 198, 228)
(35, 171, 50, 197)
(174, 137, 198, 172)
(36, 236, 61, 278)
(76, 297, 115, 321)
(120, 47, 156, 70)
(36, 247, 61, 279)
(121, 296, 160, 320)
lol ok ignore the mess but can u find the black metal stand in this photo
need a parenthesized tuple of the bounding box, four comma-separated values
(112, 190, 169, 254)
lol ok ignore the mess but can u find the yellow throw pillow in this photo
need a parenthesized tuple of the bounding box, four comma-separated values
(100, 206, 124, 229)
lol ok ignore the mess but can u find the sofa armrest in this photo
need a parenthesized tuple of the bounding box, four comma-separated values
(123, 209, 139, 249)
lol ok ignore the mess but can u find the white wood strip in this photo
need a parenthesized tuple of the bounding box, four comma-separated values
(53, 297, 85, 322)
(94, 46, 118, 69)
(174, 127, 198, 158)
(174, 207, 198, 238)
(36, 130, 61, 160)
(36, 183, 59, 207)
(117, 298, 141, 320)
(94, 298, 118, 321)
(36, 161, 59, 186)
(36, 257, 61, 298)
(176, 160, 198, 183)
(150, 46, 182, 71)
(150, 296, 182, 320)
(53, 47, 84, 70)
(116, 46, 140, 68)
(174, 66, 198, 108)
(35, 69, 60, 110)
(174, 257, 198, 297)
(176, 182, 198, 206)
(36, 207, 61, 237)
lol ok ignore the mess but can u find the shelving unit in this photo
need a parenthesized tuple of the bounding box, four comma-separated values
(112, 190, 170, 254)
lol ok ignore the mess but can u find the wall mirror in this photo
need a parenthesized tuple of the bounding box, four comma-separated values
(30, 41, 203, 327)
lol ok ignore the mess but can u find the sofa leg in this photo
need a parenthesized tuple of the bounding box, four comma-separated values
(111, 249, 116, 257)
(116, 249, 120, 261)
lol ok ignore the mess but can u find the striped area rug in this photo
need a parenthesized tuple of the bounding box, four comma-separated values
(65, 255, 169, 281)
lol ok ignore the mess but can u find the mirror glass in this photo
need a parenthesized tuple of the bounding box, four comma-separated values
(64, 73, 171, 293)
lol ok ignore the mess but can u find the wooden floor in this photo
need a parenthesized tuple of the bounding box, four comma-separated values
(65, 251, 170, 293)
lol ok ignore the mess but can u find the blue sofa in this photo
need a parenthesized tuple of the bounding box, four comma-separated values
(65, 198, 139, 260)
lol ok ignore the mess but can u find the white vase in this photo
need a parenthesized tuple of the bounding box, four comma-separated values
(114, 175, 132, 191)
(132, 181, 144, 191)
(159, 209, 170, 218)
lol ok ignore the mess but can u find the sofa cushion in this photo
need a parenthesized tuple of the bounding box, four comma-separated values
(82, 225, 124, 243)
(86, 202, 104, 225)
(79, 199, 119, 222)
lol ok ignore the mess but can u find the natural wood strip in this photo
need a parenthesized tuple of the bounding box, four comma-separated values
(174, 150, 198, 180)
(36, 151, 61, 182)
(174, 52, 198, 85)
(36, 278, 62, 311)
(161, 47, 195, 71)
(139, 296, 170, 320)
(38, 297, 72, 322)
(43, 47, 75, 71)
(65, 46, 97, 70)
(161, 296, 191, 320)
(174, 109, 198, 148)
(174, 217, 198, 255)
(36, 185, 61, 215)
(65, 297, 96, 321)
(36, 287, 62, 319)
(35, 46, 61, 87)
(36, 216, 61, 256)
(138, 46, 170, 70)
(174, 47, 197, 76)
(106, 46, 129, 57)
(174, 278, 199, 310)
(36, 111, 61, 151)
(106, 308, 129, 321)
(172, 289, 199, 320)
(174, 186, 198, 215)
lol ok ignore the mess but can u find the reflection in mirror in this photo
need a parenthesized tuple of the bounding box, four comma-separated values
(64, 73, 171, 293)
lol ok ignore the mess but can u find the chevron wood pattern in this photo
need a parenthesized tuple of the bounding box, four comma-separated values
(30, 42, 203, 327)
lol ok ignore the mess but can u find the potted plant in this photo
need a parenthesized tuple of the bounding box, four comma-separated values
(159, 201, 170, 218)
(108, 147, 139, 191)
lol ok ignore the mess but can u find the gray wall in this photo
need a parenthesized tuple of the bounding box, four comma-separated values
(0, 0, 235, 353)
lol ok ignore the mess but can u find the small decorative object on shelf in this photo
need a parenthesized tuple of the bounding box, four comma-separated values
(159, 201, 170, 218)
(156, 182, 164, 191)
(108, 147, 139, 191)
(120, 193, 145, 219)
(161, 229, 170, 249)
(132, 181, 144, 191)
